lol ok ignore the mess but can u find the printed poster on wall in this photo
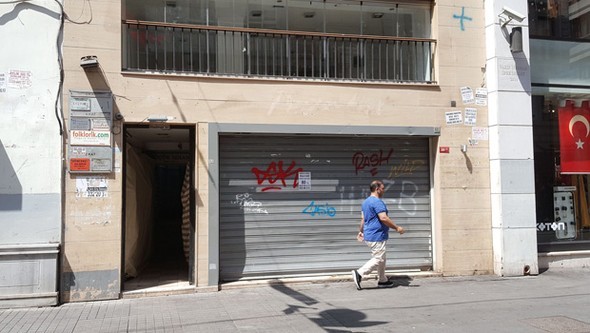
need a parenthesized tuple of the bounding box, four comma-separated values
(298, 172, 311, 190)
(464, 108, 477, 126)
(472, 127, 489, 141)
(76, 176, 108, 198)
(475, 88, 488, 106)
(445, 111, 463, 125)
(8, 70, 32, 89)
(460, 87, 475, 104)
(0, 73, 6, 93)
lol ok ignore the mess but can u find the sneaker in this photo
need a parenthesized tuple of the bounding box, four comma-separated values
(377, 280, 394, 288)
(351, 270, 362, 290)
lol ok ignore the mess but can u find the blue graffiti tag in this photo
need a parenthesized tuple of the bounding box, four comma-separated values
(453, 7, 472, 31)
(302, 201, 336, 217)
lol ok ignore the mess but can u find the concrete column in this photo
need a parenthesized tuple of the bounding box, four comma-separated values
(485, 0, 539, 276)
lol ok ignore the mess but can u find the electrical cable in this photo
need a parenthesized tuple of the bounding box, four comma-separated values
(64, 0, 92, 25)
(53, 0, 65, 135)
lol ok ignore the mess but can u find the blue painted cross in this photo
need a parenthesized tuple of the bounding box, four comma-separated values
(453, 7, 472, 31)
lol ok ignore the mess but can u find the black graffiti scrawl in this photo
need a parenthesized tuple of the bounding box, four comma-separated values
(352, 148, 394, 176)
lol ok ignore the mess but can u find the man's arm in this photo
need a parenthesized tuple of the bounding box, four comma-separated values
(359, 212, 365, 233)
(377, 212, 405, 234)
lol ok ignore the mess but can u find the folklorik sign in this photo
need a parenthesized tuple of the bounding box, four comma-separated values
(69, 130, 111, 146)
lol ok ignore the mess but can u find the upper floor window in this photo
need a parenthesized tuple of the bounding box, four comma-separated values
(528, 0, 590, 40)
(123, 0, 435, 83)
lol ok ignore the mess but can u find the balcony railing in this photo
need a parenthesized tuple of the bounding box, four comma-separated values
(123, 20, 436, 84)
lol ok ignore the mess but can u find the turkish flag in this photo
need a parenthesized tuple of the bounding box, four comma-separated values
(559, 100, 590, 174)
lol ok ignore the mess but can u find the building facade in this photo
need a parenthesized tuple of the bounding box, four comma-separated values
(0, 0, 63, 307)
(10, 0, 588, 307)
(58, 0, 504, 302)
(55, 0, 590, 303)
(1, 0, 586, 308)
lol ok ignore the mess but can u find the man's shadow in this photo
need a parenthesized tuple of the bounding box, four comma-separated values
(361, 274, 416, 290)
(271, 281, 388, 331)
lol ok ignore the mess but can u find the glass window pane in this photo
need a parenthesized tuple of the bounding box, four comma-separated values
(361, 2, 392, 36)
(530, 39, 590, 87)
(262, 0, 287, 30)
(533, 88, 590, 251)
(287, 0, 324, 33)
(360, 2, 431, 37)
(209, 0, 239, 27)
(325, 0, 360, 34)
(529, 0, 590, 40)
(397, 4, 431, 38)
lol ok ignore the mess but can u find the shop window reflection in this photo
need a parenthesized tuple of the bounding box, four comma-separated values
(534, 94, 590, 251)
(529, 0, 590, 40)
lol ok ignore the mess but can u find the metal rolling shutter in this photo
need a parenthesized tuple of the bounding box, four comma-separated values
(219, 134, 432, 281)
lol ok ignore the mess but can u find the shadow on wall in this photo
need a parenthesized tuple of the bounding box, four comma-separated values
(0, 139, 22, 211)
(0, 1, 61, 26)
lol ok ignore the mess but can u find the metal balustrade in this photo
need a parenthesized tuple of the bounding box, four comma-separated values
(123, 20, 436, 84)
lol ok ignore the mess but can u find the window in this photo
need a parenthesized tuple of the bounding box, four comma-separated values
(531, 38, 590, 251)
(532, 91, 590, 252)
(123, 0, 435, 83)
(529, 0, 590, 40)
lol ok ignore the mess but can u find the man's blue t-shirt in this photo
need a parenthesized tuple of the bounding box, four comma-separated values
(362, 196, 389, 242)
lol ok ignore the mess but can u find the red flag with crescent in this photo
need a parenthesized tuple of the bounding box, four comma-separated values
(559, 100, 590, 174)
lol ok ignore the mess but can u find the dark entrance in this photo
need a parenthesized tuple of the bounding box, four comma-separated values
(122, 124, 195, 294)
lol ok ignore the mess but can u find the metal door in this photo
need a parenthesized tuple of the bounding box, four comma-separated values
(219, 134, 432, 281)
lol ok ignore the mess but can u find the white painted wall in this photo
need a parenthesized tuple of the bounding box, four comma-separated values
(485, 0, 539, 276)
(0, 0, 62, 306)
(0, 0, 62, 238)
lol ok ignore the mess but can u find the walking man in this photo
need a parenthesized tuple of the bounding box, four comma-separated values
(352, 180, 405, 290)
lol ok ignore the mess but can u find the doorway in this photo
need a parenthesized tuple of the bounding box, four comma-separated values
(122, 124, 195, 294)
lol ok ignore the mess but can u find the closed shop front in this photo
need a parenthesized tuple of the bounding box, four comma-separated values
(218, 134, 434, 281)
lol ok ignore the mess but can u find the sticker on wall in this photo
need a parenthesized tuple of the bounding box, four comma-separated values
(298, 172, 311, 190)
(464, 108, 477, 126)
(475, 88, 488, 106)
(0, 73, 6, 93)
(8, 70, 32, 89)
(76, 176, 108, 198)
(460, 86, 475, 104)
(70, 158, 91, 171)
(445, 111, 463, 125)
(472, 127, 489, 141)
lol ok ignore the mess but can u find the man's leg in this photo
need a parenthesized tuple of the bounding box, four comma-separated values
(376, 245, 387, 283)
(358, 241, 387, 280)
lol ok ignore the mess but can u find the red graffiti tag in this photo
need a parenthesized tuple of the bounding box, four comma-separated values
(251, 160, 304, 192)
(352, 148, 394, 176)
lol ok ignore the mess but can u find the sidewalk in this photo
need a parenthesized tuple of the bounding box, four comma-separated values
(1, 268, 589, 333)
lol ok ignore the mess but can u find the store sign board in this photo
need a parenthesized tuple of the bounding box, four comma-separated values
(68, 146, 113, 173)
(70, 97, 91, 111)
(70, 118, 90, 130)
(70, 158, 91, 171)
(92, 159, 112, 172)
(70, 130, 111, 146)
(70, 93, 112, 118)
(69, 91, 114, 173)
(91, 118, 111, 131)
